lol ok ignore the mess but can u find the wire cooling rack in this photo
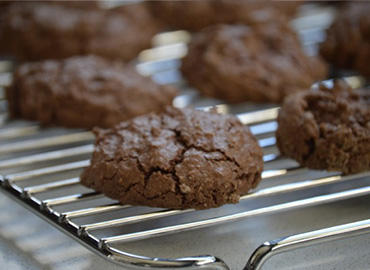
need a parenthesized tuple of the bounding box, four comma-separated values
(0, 3, 370, 270)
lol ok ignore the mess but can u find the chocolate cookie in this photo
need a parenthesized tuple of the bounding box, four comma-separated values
(147, 0, 300, 31)
(320, 3, 370, 77)
(276, 80, 370, 175)
(181, 23, 328, 103)
(0, 2, 161, 62)
(81, 107, 263, 210)
(0, 1, 99, 10)
(6, 55, 177, 129)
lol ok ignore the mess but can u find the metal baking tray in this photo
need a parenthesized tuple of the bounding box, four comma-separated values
(0, 3, 369, 270)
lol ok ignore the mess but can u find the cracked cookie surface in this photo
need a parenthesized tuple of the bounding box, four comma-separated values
(6, 55, 177, 129)
(80, 106, 263, 209)
(181, 23, 327, 103)
(276, 80, 370, 174)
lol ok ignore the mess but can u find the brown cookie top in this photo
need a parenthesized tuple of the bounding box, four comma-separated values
(7, 55, 177, 129)
(0, 2, 161, 61)
(181, 23, 328, 103)
(147, 0, 300, 31)
(320, 2, 370, 76)
(0, 0, 99, 10)
(81, 106, 263, 210)
(276, 80, 370, 174)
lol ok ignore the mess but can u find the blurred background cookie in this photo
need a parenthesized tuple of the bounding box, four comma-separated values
(0, 0, 100, 10)
(320, 2, 370, 77)
(6, 55, 177, 129)
(181, 22, 328, 103)
(0, 2, 162, 62)
(146, 0, 300, 31)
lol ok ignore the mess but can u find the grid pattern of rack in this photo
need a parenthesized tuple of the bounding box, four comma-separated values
(0, 4, 370, 270)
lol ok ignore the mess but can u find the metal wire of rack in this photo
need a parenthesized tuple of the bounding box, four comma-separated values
(0, 3, 370, 270)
